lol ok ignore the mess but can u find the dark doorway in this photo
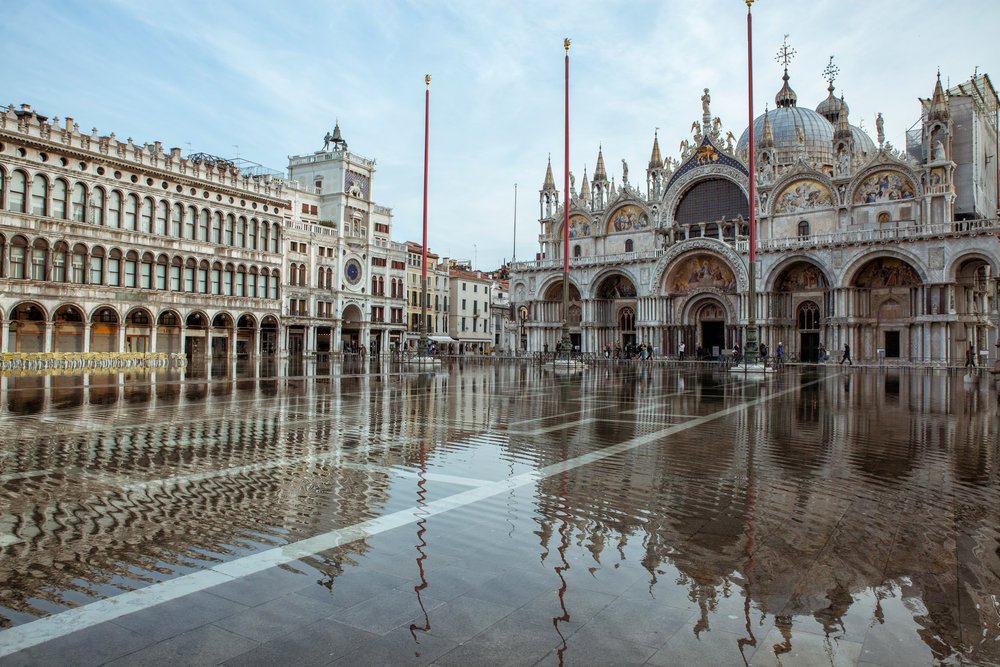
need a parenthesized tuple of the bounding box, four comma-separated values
(621, 333, 636, 350)
(884, 331, 900, 358)
(701, 321, 724, 358)
(799, 332, 820, 362)
(185, 337, 204, 364)
(288, 329, 304, 357)
(211, 336, 228, 358)
(570, 333, 582, 354)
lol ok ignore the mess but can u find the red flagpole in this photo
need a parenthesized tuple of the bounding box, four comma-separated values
(747, 5, 755, 265)
(420, 74, 430, 348)
(563, 40, 570, 275)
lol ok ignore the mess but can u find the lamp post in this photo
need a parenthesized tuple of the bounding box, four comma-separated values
(744, 0, 759, 363)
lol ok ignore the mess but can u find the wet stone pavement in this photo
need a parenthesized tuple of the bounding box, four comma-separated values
(0, 360, 997, 666)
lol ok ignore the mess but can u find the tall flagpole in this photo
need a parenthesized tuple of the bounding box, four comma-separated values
(745, 1, 759, 363)
(512, 183, 517, 263)
(420, 74, 431, 355)
(560, 38, 573, 359)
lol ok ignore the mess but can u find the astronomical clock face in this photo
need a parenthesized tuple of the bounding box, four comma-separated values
(344, 258, 362, 286)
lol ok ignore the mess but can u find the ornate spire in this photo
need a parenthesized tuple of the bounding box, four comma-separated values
(774, 35, 798, 108)
(929, 69, 950, 121)
(580, 167, 591, 202)
(648, 130, 662, 169)
(542, 154, 556, 191)
(759, 105, 774, 148)
(594, 145, 607, 182)
(835, 96, 851, 140)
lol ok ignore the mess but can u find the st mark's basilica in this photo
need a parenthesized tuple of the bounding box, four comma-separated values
(510, 49, 999, 364)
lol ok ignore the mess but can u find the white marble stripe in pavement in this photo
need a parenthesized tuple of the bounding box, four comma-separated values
(0, 374, 833, 658)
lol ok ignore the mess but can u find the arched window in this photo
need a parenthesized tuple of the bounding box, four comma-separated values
(124, 194, 138, 230)
(30, 239, 48, 281)
(198, 260, 209, 293)
(236, 217, 247, 248)
(797, 220, 810, 239)
(156, 255, 169, 290)
(124, 250, 138, 288)
(624, 238, 634, 253)
(212, 212, 223, 244)
(8, 236, 28, 278)
(224, 214, 234, 246)
(184, 206, 196, 239)
(877, 211, 891, 224)
(91, 187, 105, 225)
(52, 179, 68, 219)
(9, 171, 27, 213)
(108, 249, 122, 286)
(371, 275, 378, 293)
(318, 267, 325, 289)
(170, 203, 183, 237)
(140, 197, 153, 233)
(71, 183, 86, 222)
(223, 264, 234, 295)
(250, 219, 259, 250)
(30, 176, 48, 216)
(573, 244, 581, 258)
(170, 257, 183, 291)
(0, 168, 4, 209)
(52, 241, 68, 282)
(797, 301, 820, 330)
(154, 200, 168, 235)
(269, 271, 279, 299)
(259, 271, 269, 299)
(270, 223, 280, 253)
(108, 191, 122, 227)
(71, 244, 88, 283)
(198, 209, 209, 241)
(236, 266, 246, 296)
(140, 252, 154, 289)
(184, 258, 196, 292)
(90, 247, 105, 285)
(260, 221, 270, 251)
(298, 264, 306, 286)
(211, 262, 222, 295)
(618, 307, 636, 332)
(247, 269, 257, 298)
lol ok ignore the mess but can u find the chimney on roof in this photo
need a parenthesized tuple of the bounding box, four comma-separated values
(65, 117, 73, 131)
(171, 147, 182, 159)
(21, 103, 31, 113)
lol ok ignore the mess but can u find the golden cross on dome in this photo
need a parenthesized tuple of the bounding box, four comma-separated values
(823, 56, 839, 86)
(775, 35, 796, 71)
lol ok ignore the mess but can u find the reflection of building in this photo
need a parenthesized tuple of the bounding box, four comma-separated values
(512, 58, 999, 363)
(0, 108, 407, 358)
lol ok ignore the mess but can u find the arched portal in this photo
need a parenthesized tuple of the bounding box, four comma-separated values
(773, 260, 830, 361)
(236, 314, 257, 358)
(184, 311, 208, 362)
(593, 273, 637, 350)
(53, 304, 85, 352)
(211, 312, 234, 358)
(691, 299, 727, 358)
(90, 307, 119, 353)
(260, 316, 278, 355)
(953, 257, 992, 360)
(340, 304, 364, 354)
(157, 310, 182, 355)
(851, 256, 922, 360)
(10, 302, 47, 353)
(125, 308, 153, 353)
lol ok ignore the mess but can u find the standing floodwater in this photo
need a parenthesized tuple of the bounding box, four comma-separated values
(0, 363, 996, 666)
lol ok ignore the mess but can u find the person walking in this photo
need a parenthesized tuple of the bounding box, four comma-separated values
(965, 345, 976, 368)
(678, 341, 685, 360)
(775, 341, 785, 369)
(840, 342, 852, 365)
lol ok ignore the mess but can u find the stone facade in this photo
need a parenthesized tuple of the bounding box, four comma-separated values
(511, 66, 1000, 364)
(0, 107, 407, 359)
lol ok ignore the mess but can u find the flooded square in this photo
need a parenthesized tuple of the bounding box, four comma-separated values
(0, 362, 997, 666)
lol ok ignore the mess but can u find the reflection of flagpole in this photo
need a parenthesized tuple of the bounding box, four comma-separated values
(420, 75, 431, 354)
(745, 1, 759, 362)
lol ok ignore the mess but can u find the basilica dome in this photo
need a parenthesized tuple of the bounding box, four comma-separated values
(737, 70, 875, 167)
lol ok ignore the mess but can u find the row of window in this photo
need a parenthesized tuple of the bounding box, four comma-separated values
(0, 235, 280, 299)
(0, 168, 281, 253)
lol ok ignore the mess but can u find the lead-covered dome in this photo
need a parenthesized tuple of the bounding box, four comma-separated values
(737, 105, 835, 166)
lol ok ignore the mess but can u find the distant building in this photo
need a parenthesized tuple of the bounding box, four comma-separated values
(448, 266, 492, 352)
(404, 241, 450, 350)
(511, 61, 999, 364)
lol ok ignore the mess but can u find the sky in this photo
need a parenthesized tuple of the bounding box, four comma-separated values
(4, 0, 999, 270)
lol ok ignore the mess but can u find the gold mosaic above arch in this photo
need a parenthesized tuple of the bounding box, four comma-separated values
(773, 179, 833, 215)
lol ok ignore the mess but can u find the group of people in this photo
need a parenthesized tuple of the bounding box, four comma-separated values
(602, 343, 654, 360)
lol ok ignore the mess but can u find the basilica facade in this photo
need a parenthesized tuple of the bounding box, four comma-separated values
(510, 63, 999, 364)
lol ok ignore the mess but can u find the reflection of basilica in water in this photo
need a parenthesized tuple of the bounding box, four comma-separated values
(511, 48, 999, 364)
